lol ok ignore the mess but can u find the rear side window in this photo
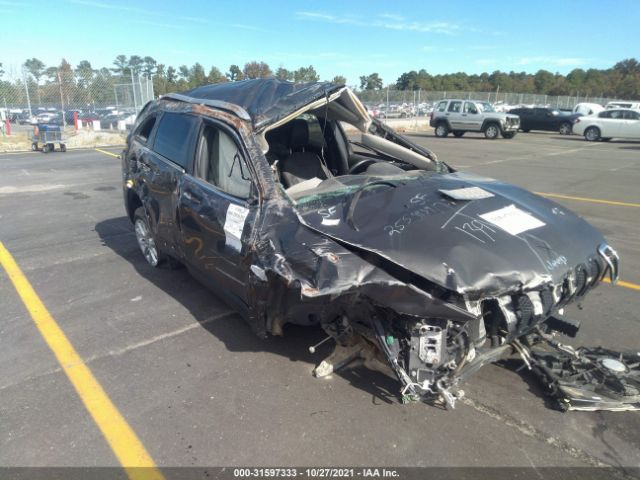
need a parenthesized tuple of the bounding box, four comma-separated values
(447, 101, 462, 113)
(135, 116, 156, 143)
(153, 112, 199, 169)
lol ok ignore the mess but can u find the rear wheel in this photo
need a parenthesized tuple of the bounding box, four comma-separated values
(559, 122, 572, 135)
(484, 123, 500, 139)
(584, 126, 600, 142)
(134, 207, 162, 267)
(434, 123, 449, 137)
(501, 131, 516, 139)
(452, 130, 465, 138)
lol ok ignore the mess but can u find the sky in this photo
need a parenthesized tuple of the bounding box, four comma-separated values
(1, 0, 639, 85)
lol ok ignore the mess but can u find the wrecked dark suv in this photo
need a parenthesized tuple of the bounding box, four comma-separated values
(122, 79, 637, 411)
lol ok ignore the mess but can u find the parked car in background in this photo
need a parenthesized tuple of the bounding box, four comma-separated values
(36, 112, 63, 126)
(605, 101, 640, 110)
(572, 108, 640, 142)
(508, 107, 579, 135)
(573, 103, 604, 117)
(17, 111, 37, 125)
(430, 99, 519, 139)
(64, 109, 83, 126)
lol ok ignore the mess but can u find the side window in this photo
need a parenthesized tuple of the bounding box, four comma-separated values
(609, 110, 622, 119)
(463, 102, 478, 114)
(436, 101, 447, 112)
(599, 111, 610, 118)
(447, 101, 462, 113)
(195, 124, 252, 199)
(153, 112, 199, 169)
(135, 115, 156, 143)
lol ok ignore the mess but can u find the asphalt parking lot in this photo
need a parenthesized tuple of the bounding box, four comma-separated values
(1, 132, 639, 474)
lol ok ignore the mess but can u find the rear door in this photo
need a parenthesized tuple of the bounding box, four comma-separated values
(177, 119, 259, 311)
(146, 112, 199, 253)
(446, 100, 464, 129)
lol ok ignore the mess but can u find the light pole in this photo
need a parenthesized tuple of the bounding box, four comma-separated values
(21, 67, 32, 116)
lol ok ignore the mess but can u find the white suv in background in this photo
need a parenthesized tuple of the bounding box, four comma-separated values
(572, 109, 640, 142)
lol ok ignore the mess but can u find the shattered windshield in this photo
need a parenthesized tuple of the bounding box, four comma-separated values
(293, 171, 426, 207)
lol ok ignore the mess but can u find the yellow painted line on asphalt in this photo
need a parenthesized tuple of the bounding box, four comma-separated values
(95, 148, 121, 158)
(535, 192, 640, 208)
(602, 278, 640, 291)
(0, 242, 164, 480)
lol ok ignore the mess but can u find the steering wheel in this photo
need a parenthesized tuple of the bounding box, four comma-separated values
(347, 159, 379, 175)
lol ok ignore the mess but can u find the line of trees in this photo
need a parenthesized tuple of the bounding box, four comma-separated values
(1, 56, 639, 110)
(393, 59, 640, 99)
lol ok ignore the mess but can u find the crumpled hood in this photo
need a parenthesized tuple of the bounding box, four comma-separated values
(297, 172, 607, 298)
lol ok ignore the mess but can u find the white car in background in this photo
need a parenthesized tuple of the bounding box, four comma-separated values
(572, 108, 640, 141)
(605, 101, 640, 110)
(573, 102, 604, 116)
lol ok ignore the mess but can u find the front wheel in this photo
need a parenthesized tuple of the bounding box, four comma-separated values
(484, 123, 500, 139)
(584, 127, 600, 142)
(452, 131, 465, 138)
(559, 122, 572, 135)
(434, 123, 449, 137)
(501, 131, 516, 139)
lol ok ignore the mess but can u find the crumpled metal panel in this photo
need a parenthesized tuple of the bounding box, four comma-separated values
(293, 171, 606, 299)
(181, 79, 343, 130)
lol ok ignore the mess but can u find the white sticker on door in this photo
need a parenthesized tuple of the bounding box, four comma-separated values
(224, 203, 249, 251)
(479, 204, 545, 236)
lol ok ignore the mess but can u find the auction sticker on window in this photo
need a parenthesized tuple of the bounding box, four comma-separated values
(224, 203, 249, 251)
(479, 204, 545, 235)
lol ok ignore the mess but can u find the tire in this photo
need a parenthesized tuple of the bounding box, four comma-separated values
(584, 126, 600, 142)
(60, 144, 67, 152)
(434, 123, 449, 137)
(42, 143, 51, 153)
(522, 129, 530, 133)
(484, 123, 500, 139)
(452, 131, 465, 138)
(502, 131, 516, 139)
(133, 207, 162, 268)
(31, 143, 38, 151)
(559, 122, 572, 135)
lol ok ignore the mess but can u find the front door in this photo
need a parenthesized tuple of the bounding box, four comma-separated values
(177, 120, 258, 311)
(463, 101, 482, 131)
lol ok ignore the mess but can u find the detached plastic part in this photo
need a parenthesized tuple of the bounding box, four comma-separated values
(528, 344, 640, 412)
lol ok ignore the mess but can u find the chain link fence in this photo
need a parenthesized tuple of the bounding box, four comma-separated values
(356, 89, 623, 112)
(1, 71, 153, 134)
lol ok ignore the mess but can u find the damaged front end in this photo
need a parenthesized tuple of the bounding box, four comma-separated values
(302, 241, 624, 410)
